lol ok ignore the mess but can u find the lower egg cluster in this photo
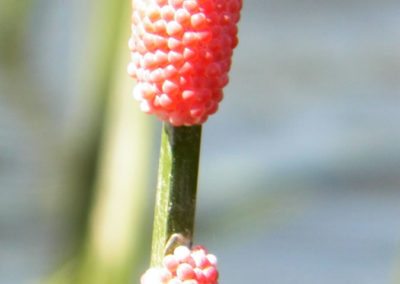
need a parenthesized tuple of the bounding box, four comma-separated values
(141, 245, 219, 284)
(129, 0, 241, 126)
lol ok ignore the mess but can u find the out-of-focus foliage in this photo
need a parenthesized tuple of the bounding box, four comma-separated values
(0, 0, 31, 64)
(1, 0, 154, 283)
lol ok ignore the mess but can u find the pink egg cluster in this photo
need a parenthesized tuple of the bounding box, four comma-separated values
(141, 245, 219, 284)
(128, 0, 242, 126)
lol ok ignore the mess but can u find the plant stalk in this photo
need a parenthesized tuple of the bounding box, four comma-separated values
(150, 123, 202, 266)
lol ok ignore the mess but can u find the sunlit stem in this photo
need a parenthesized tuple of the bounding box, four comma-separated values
(150, 123, 202, 266)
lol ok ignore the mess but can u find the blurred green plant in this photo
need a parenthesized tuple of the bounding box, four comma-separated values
(0, 0, 32, 65)
(45, 0, 154, 283)
(76, 38, 153, 284)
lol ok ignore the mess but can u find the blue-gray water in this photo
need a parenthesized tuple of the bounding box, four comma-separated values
(1, 0, 400, 283)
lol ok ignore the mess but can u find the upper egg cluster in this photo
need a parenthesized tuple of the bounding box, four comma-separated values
(129, 0, 242, 126)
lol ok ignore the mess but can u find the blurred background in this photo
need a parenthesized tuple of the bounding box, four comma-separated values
(1, 0, 400, 283)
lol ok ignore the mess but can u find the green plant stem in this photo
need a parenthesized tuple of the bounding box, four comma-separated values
(150, 123, 202, 267)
